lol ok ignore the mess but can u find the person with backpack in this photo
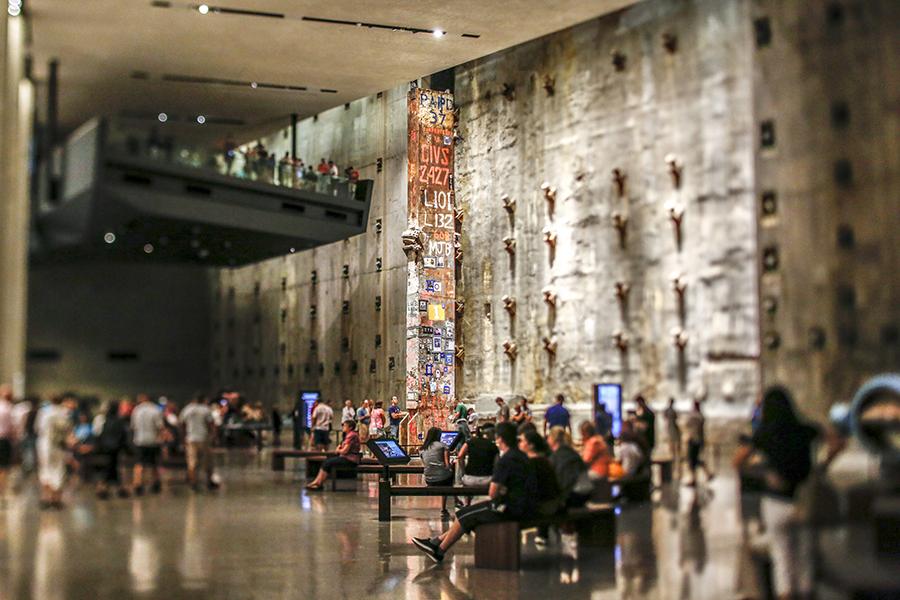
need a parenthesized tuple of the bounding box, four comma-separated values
(95, 400, 130, 499)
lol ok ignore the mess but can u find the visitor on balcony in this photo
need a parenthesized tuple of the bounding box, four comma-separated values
(278, 152, 294, 187)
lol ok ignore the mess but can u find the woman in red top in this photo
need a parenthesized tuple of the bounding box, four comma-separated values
(305, 420, 361, 490)
(580, 421, 611, 478)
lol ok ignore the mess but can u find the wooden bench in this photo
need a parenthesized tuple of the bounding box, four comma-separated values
(271, 449, 335, 471)
(474, 504, 616, 571)
(377, 476, 489, 521)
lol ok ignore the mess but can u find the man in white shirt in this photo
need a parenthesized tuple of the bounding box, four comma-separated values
(131, 393, 164, 495)
(311, 399, 334, 451)
(180, 395, 217, 490)
(341, 400, 355, 424)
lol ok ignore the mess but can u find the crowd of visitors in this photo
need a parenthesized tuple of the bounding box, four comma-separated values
(222, 138, 359, 194)
(0, 386, 257, 510)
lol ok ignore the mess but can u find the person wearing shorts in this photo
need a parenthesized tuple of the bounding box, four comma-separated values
(311, 399, 334, 451)
(411, 422, 536, 563)
(180, 395, 218, 491)
(131, 394, 163, 495)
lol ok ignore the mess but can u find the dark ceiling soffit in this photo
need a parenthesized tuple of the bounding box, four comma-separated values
(301, 15, 480, 38)
(118, 111, 245, 125)
(158, 73, 330, 93)
(150, 2, 284, 20)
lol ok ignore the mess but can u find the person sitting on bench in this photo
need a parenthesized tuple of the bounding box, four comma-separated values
(547, 426, 591, 508)
(305, 420, 360, 490)
(410, 422, 536, 563)
(519, 429, 563, 547)
(421, 427, 454, 516)
(455, 424, 499, 505)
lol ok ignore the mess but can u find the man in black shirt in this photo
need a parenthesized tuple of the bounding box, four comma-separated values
(412, 422, 536, 563)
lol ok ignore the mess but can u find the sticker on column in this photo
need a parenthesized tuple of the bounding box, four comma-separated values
(424, 257, 437, 268)
(419, 300, 428, 312)
(425, 364, 433, 376)
(427, 304, 446, 321)
(433, 338, 441, 351)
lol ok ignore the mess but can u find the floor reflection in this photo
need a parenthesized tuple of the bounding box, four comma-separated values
(0, 452, 755, 600)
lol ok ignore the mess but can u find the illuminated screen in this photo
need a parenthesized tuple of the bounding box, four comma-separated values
(594, 383, 623, 438)
(300, 391, 320, 428)
(374, 439, 408, 459)
(440, 431, 461, 448)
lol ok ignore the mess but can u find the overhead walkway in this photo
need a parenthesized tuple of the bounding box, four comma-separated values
(33, 119, 373, 266)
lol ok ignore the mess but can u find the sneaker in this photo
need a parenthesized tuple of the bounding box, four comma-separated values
(134, 485, 145, 496)
(535, 535, 549, 549)
(411, 537, 444, 563)
(151, 481, 162, 494)
(96, 489, 110, 500)
(116, 488, 131, 499)
(207, 480, 220, 490)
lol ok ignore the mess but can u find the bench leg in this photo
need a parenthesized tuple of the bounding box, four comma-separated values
(378, 477, 391, 522)
(474, 521, 520, 571)
(575, 511, 616, 547)
(272, 455, 285, 471)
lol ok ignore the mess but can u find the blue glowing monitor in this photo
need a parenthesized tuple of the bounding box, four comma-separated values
(299, 391, 320, 428)
(593, 383, 623, 438)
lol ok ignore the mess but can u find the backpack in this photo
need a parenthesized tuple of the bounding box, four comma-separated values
(99, 418, 125, 452)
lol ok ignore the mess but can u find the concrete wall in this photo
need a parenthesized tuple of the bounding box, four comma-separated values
(26, 263, 211, 401)
(209, 0, 899, 440)
(211, 0, 762, 433)
(454, 0, 760, 427)
(754, 0, 900, 417)
(209, 87, 410, 411)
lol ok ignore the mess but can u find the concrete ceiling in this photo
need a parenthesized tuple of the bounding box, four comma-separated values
(27, 0, 637, 142)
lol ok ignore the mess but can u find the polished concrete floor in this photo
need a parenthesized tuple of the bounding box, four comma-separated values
(0, 452, 766, 600)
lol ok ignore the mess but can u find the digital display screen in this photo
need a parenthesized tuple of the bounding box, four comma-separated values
(594, 383, 623, 438)
(300, 391, 320, 428)
(368, 438, 411, 465)
(374, 440, 407, 459)
(440, 431, 461, 449)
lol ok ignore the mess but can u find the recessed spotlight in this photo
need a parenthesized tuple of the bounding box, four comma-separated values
(198, 4, 210, 15)
(432, 29, 445, 38)
(157, 112, 168, 123)
(250, 82, 258, 89)
(196, 115, 206, 124)
(103, 232, 116, 244)
(289, 247, 296, 253)
(143, 243, 154, 254)
(198, 249, 210, 259)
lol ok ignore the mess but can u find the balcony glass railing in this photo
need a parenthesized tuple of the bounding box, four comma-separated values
(106, 127, 359, 199)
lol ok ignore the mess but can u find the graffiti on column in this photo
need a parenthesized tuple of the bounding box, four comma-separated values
(405, 88, 456, 443)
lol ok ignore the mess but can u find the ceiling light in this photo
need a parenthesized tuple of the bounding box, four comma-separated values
(432, 29, 445, 38)
(250, 82, 258, 89)
(198, 4, 210, 15)
(143, 243, 154, 254)
(103, 232, 116, 244)
(196, 115, 206, 124)
(289, 247, 296, 253)
(157, 112, 168, 123)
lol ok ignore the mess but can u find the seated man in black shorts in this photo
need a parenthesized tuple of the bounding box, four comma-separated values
(411, 422, 536, 563)
(305, 420, 360, 490)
